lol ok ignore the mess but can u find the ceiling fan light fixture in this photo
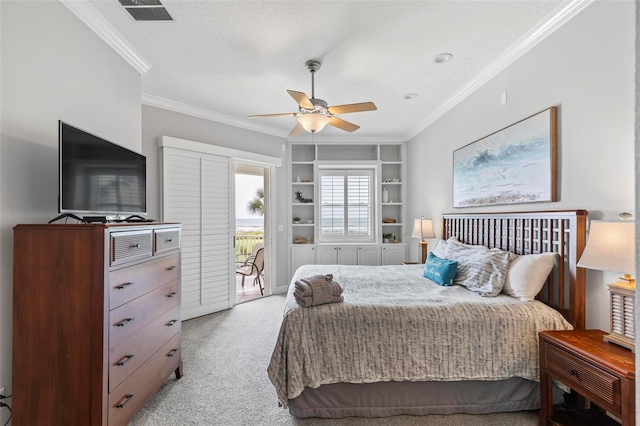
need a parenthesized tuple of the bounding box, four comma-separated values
(298, 114, 329, 133)
(249, 59, 376, 135)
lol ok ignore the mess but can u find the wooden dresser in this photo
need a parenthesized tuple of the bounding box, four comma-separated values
(12, 223, 183, 425)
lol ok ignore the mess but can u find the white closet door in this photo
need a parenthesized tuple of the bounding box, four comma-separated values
(162, 148, 231, 320)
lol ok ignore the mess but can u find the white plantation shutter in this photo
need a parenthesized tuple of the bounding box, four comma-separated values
(347, 174, 371, 236)
(320, 174, 345, 236)
(162, 148, 231, 320)
(319, 169, 374, 242)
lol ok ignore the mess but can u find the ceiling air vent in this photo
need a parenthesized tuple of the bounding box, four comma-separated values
(118, 0, 173, 22)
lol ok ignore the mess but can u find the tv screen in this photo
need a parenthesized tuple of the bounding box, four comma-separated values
(59, 121, 147, 217)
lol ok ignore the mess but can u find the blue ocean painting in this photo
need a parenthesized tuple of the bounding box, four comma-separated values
(453, 109, 554, 207)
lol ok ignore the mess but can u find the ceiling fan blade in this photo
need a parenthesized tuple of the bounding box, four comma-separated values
(248, 112, 297, 119)
(287, 90, 314, 110)
(327, 102, 377, 115)
(328, 116, 360, 132)
(288, 122, 304, 137)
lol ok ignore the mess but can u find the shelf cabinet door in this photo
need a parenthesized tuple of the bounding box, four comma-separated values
(358, 245, 381, 266)
(291, 246, 315, 275)
(382, 245, 406, 265)
(316, 245, 338, 264)
(337, 246, 358, 265)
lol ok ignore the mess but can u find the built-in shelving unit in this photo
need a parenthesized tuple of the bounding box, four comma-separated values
(380, 144, 404, 243)
(288, 142, 407, 274)
(291, 144, 316, 244)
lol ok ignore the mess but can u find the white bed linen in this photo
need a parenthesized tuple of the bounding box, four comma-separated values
(268, 264, 572, 406)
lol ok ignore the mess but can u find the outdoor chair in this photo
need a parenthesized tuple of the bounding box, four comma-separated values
(235, 243, 264, 295)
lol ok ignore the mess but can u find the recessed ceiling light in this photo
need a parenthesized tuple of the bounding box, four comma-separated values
(434, 53, 453, 64)
(404, 93, 418, 100)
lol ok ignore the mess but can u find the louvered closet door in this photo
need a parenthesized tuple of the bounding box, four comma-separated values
(162, 149, 231, 320)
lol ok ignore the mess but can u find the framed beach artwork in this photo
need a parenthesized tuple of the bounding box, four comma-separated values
(452, 107, 557, 208)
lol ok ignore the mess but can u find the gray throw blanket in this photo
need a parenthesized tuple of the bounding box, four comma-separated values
(294, 274, 343, 307)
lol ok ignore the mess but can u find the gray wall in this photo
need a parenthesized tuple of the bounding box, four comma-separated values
(141, 105, 289, 292)
(0, 0, 142, 408)
(407, 0, 636, 331)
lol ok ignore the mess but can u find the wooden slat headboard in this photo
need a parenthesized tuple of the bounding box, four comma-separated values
(442, 210, 588, 329)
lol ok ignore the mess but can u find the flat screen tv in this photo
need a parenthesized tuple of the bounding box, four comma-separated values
(59, 121, 147, 218)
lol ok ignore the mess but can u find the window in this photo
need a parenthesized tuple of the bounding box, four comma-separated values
(318, 168, 375, 242)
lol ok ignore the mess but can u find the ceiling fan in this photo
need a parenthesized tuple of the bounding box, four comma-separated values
(248, 59, 377, 136)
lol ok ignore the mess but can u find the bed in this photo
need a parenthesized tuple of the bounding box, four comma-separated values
(268, 210, 587, 418)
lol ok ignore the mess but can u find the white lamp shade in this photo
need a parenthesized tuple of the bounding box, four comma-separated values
(577, 220, 635, 274)
(298, 114, 329, 133)
(411, 218, 435, 239)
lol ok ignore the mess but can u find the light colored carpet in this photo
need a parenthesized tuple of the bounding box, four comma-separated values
(130, 295, 539, 426)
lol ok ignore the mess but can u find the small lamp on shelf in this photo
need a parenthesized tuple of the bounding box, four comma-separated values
(577, 217, 636, 351)
(411, 217, 435, 264)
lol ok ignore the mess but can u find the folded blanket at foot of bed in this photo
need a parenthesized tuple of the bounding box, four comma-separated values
(294, 274, 343, 307)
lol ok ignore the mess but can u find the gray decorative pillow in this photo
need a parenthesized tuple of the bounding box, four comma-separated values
(443, 238, 511, 297)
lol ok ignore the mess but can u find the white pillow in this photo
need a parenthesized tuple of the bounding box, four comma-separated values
(431, 239, 449, 259)
(503, 252, 557, 302)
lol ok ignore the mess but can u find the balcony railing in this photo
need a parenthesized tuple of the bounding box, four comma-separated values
(235, 234, 264, 259)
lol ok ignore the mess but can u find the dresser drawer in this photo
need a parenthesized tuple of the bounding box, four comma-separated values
(109, 304, 181, 392)
(110, 230, 153, 266)
(109, 254, 180, 309)
(154, 228, 180, 255)
(109, 280, 179, 349)
(108, 332, 181, 426)
(545, 343, 620, 412)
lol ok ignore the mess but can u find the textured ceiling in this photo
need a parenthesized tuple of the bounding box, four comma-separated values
(88, 0, 568, 141)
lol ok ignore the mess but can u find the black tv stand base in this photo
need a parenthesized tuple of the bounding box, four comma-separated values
(48, 213, 87, 224)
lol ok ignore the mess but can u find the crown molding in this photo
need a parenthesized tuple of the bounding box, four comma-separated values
(142, 94, 286, 138)
(60, 0, 151, 74)
(405, 0, 594, 141)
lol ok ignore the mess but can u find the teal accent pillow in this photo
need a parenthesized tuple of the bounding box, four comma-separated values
(423, 252, 458, 286)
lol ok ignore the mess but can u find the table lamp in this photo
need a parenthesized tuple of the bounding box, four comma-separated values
(411, 217, 435, 264)
(577, 219, 636, 351)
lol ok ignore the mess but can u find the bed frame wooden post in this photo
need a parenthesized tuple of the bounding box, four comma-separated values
(441, 210, 587, 329)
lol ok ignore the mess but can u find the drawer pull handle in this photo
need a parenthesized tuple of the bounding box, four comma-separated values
(167, 292, 177, 298)
(166, 238, 173, 242)
(116, 354, 135, 366)
(570, 369, 578, 377)
(130, 243, 141, 248)
(116, 394, 134, 409)
(167, 266, 176, 271)
(167, 319, 178, 327)
(115, 318, 134, 327)
(168, 349, 178, 357)
(115, 282, 135, 290)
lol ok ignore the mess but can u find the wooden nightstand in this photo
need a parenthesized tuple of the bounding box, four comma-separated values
(539, 330, 635, 426)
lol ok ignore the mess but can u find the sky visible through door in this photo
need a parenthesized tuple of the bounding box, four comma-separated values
(236, 173, 264, 232)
